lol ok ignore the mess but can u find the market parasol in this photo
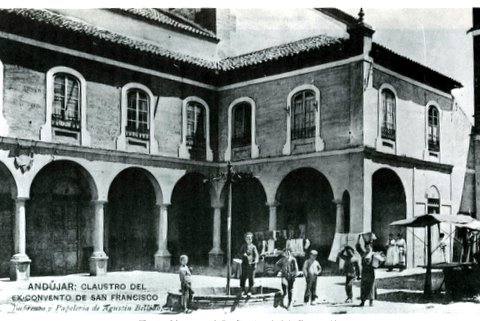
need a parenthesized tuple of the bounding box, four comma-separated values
(390, 214, 478, 299)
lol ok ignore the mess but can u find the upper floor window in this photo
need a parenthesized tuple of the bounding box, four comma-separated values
(232, 102, 252, 148)
(41, 66, 90, 146)
(116, 83, 158, 154)
(126, 89, 150, 140)
(52, 73, 81, 131)
(283, 85, 323, 155)
(186, 101, 206, 147)
(381, 89, 396, 141)
(179, 97, 213, 161)
(291, 90, 316, 140)
(224, 97, 259, 161)
(428, 106, 440, 152)
(427, 186, 440, 214)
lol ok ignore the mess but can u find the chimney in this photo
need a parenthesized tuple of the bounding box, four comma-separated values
(195, 9, 217, 34)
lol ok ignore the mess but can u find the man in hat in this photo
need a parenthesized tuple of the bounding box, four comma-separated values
(302, 249, 322, 305)
(339, 246, 361, 303)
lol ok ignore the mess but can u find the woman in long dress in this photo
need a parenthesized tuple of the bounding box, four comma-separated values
(396, 233, 406, 271)
(384, 233, 398, 271)
(356, 235, 377, 307)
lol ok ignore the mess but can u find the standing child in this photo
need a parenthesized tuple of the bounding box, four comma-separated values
(179, 254, 193, 313)
(302, 249, 322, 305)
(276, 248, 298, 310)
(239, 232, 259, 296)
(338, 246, 361, 303)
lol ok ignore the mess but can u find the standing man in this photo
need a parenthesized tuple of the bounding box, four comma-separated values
(239, 232, 259, 296)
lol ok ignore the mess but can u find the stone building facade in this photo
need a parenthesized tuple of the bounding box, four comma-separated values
(0, 8, 471, 280)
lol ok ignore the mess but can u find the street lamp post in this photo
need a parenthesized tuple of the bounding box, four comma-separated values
(208, 162, 252, 295)
(226, 162, 233, 295)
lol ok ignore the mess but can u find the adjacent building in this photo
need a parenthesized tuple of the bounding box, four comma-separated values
(0, 8, 471, 280)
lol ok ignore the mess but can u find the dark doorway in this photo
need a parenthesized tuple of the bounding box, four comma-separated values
(169, 173, 212, 266)
(107, 168, 157, 271)
(28, 161, 93, 275)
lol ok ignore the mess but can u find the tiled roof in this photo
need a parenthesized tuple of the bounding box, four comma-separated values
(110, 8, 218, 41)
(218, 35, 346, 71)
(0, 9, 344, 72)
(0, 9, 463, 91)
(0, 8, 217, 69)
(371, 43, 462, 90)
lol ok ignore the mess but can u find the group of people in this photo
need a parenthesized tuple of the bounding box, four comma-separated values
(240, 231, 321, 310)
(177, 232, 385, 313)
(384, 233, 406, 271)
(338, 235, 381, 307)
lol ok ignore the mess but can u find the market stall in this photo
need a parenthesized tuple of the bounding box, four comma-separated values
(390, 214, 480, 300)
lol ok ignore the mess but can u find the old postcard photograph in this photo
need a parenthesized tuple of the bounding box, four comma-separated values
(0, 1, 479, 319)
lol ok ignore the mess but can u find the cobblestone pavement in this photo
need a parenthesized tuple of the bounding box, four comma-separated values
(0, 268, 479, 315)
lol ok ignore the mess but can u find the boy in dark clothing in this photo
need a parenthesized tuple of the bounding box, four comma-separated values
(179, 254, 193, 313)
(338, 246, 361, 303)
(276, 248, 298, 310)
(239, 232, 259, 296)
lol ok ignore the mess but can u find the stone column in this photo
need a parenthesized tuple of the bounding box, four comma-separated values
(155, 204, 171, 271)
(89, 200, 108, 276)
(266, 201, 279, 231)
(209, 202, 224, 267)
(333, 199, 345, 233)
(10, 197, 31, 281)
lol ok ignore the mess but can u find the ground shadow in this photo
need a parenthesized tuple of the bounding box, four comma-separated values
(376, 291, 448, 304)
(376, 272, 444, 291)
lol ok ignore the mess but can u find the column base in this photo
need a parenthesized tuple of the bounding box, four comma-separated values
(209, 248, 224, 267)
(89, 252, 108, 276)
(10, 254, 31, 281)
(155, 250, 171, 272)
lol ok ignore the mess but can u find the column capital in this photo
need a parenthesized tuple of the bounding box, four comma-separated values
(211, 201, 224, 209)
(266, 200, 280, 207)
(159, 203, 170, 210)
(332, 199, 343, 205)
(92, 200, 107, 205)
(15, 197, 29, 204)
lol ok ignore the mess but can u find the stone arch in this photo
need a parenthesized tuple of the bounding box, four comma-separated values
(0, 161, 18, 277)
(169, 171, 213, 265)
(275, 167, 335, 261)
(107, 167, 161, 271)
(27, 160, 98, 275)
(220, 175, 269, 257)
